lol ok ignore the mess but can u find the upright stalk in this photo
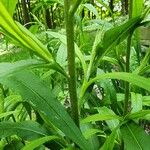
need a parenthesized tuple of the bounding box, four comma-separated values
(64, 0, 82, 127)
(123, 0, 133, 115)
(123, 33, 132, 115)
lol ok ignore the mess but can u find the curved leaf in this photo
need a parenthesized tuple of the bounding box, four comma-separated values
(81, 114, 120, 124)
(102, 16, 142, 51)
(0, 121, 48, 140)
(0, 59, 45, 78)
(89, 72, 150, 92)
(45, 31, 87, 76)
(127, 110, 150, 120)
(80, 72, 150, 105)
(1, 71, 92, 150)
(0, 1, 53, 62)
(100, 127, 118, 150)
(22, 136, 61, 150)
(96, 107, 120, 131)
(1, 0, 18, 16)
(0, 111, 16, 119)
(121, 122, 150, 150)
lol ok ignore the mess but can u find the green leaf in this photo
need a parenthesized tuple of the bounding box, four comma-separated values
(0, 111, 16, 119)
(143, 96, 150, 106)
(102, 56, 119, 66)
(1, 0, 18, 16)
(102, 17, 142, 51)
(81, 123, 100, 150)
(1, 71, 92, 150)
(83, 128, 103, 139)
(46, 31, 87, 76)
(22, 136, 61, 150)
(83, 3, 98, 17)
(0, 59, 45, 78)
(0, 121, 48, 140)
(100, 127, 118, 150)
(56, 43, 67, 66)
(81, 72, 150, 105)
(132, 0, 144, 17)
(89, 72, 150, 92)
(127, 110, 150, 120)
(131, 92, 142, 113)
(0, 1, 53, 62)
(81, 113, 120, 124)
(96, 107, 120, 131)
(121, 122, 150, 150)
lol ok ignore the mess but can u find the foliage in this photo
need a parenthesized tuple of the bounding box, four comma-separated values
(0, 0, 150, 150)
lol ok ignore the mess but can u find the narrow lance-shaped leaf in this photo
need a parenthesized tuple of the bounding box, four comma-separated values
(127, 110, 150, 120)
(22, 136, 61, 150)
(0, 59, 45, 78)
(102, 16, 142, 51)
(100, 127, 118, 150)
(94, 16, 143, 63)
(89, 72, 150, 92)
(96, 107, 120, 131)
(121, 122, 150, 150)
(80, 72, 150, 105)
(45, 31, 87, 76)
(1, 0, 18, 16)
(81, 113, 120, 124)
(0, 111, 16, 119)
(132, 0, 144, 17)
(0, 1, 52, 62)
(1, 71, 92, 150)
(0, 121, 48, 140)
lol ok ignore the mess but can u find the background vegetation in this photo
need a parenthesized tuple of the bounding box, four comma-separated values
(0, 0, 150, 149)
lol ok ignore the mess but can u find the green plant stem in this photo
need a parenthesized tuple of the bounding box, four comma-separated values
(123, 0, 133, 116)
(123, 33, 132, 115)
(64, 0, 79, 127)
(124, 32, 132, 115)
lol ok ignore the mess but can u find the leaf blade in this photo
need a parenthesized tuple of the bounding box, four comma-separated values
(0, 121, 48, 140)
(1, 71, 92, 150)
(22, 136, 61, 150)
(121, 122, 150, 150)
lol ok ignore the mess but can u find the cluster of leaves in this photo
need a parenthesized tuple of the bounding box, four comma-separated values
(0, 0, 150, 150)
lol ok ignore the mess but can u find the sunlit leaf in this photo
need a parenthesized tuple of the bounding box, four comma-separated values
(0, 111, 16, 119)
(132, 0, 144, 17)
(81, 113, 120, 124)
(1, 0, 18, 16)
(0, 1, 53, 62)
